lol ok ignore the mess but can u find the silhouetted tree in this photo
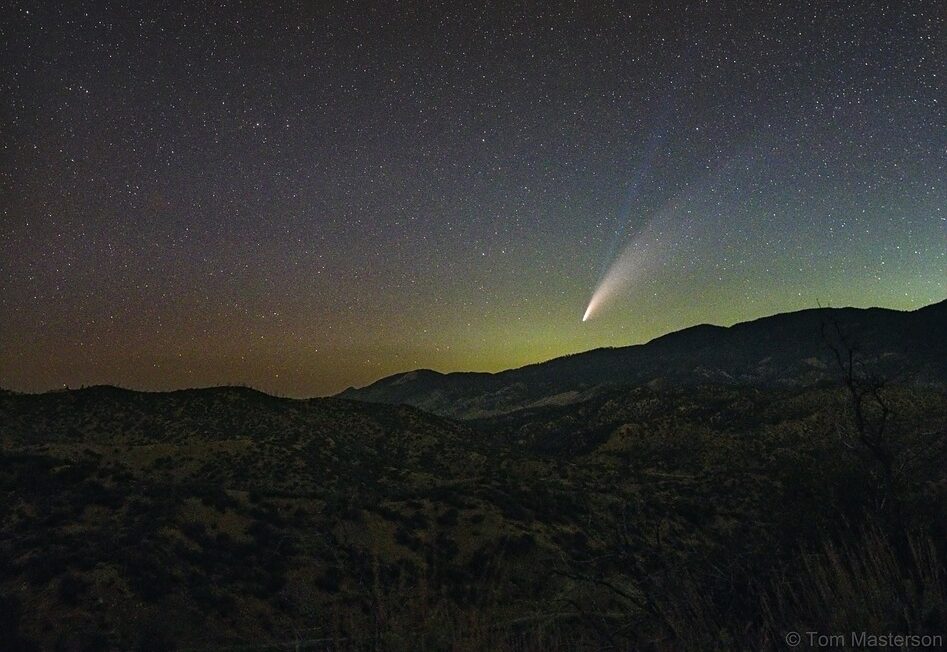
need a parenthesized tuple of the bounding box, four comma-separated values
(821, 318, 900, 525)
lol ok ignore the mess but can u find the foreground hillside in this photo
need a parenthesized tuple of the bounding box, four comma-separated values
(2, 378, 946, 649)
(339, 301, 947, 418)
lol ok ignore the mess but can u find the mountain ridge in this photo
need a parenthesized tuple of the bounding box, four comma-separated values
(338, 299, 947, 418)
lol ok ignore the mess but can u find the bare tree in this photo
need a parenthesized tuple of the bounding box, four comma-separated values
(820, 318, 900, 523)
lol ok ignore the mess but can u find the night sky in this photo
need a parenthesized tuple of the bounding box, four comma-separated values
(2, 1, 944, 396)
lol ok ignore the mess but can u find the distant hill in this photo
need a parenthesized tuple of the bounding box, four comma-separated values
(0, 385, 482, 495)
(338, 300, 947, 418)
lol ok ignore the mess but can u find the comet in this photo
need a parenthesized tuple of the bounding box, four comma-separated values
(582, 234, 660, 322)
(580, 123, 669, 323)
(582, 195, 683, 323)
(582, 145, 759, 322)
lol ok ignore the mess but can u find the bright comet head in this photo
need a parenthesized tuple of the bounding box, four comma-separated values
(582, 302, 594, 322)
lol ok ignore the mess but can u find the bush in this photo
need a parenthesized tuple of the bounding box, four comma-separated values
(58, 574, 88, 605)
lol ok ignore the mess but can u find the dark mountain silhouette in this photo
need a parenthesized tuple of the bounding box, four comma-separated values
(338, 300, 947, 418)
(2, 306, 946, 649)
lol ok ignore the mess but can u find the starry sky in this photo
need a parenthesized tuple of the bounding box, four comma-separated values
(1, 1, 944, 396)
